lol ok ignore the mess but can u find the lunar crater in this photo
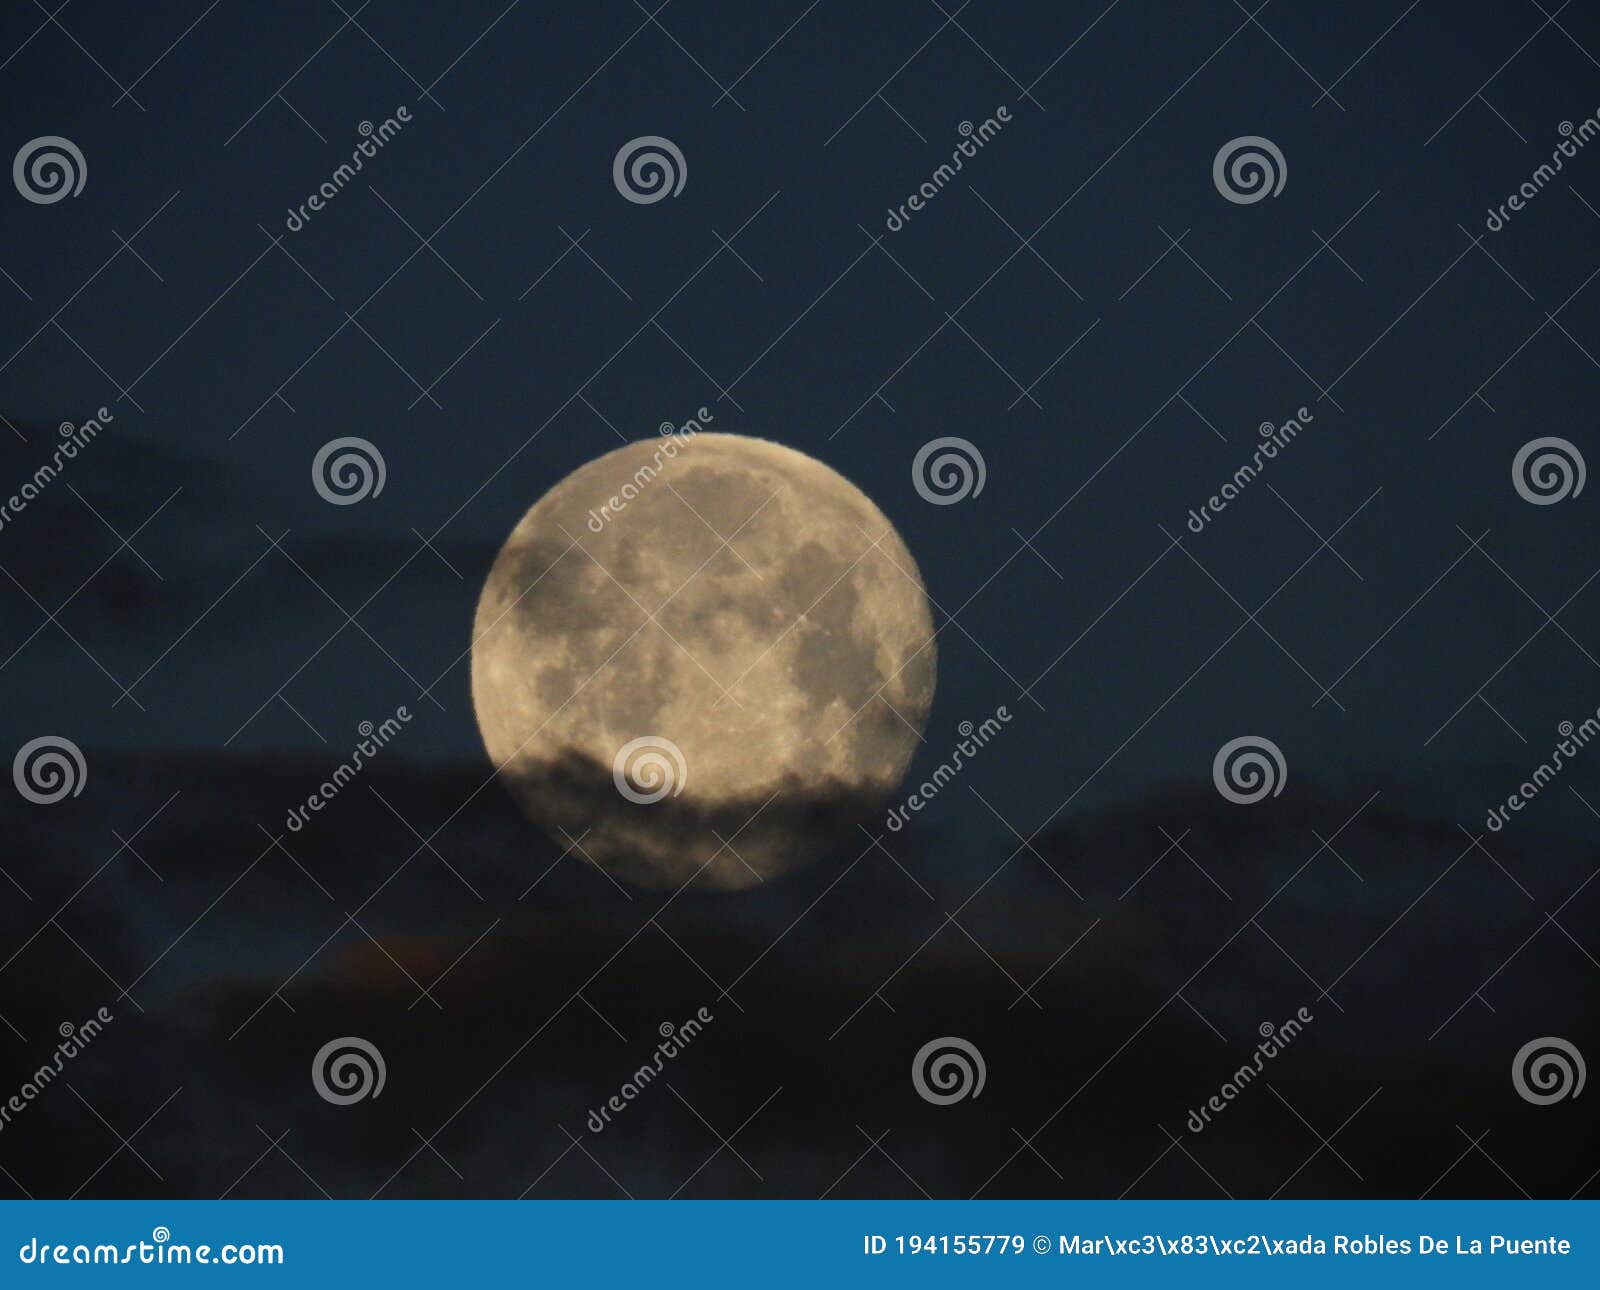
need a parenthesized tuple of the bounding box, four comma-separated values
(472, 433, 936, 891)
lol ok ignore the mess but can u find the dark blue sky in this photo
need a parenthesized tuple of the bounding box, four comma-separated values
(4, 0, 1600, 824)
(2, 0, 1599, 1203)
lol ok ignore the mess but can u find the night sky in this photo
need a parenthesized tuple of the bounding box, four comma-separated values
(0, 1, 1597, 1199)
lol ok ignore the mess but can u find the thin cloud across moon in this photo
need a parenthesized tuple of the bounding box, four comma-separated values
(471, 432, 936, 891)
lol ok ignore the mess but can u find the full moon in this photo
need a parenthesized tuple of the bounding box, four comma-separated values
(471, 432, 936, 891)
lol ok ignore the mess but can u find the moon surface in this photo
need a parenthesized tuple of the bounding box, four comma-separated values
(471, 432, 936, 891)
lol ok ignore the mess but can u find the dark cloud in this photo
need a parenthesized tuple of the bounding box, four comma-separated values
(1, 750, 1593, 1197)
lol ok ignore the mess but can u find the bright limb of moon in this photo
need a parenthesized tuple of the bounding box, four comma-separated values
(471, 432, 936, 891)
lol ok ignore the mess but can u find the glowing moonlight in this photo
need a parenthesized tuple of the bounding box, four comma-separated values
(471, 432, 935, 891)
